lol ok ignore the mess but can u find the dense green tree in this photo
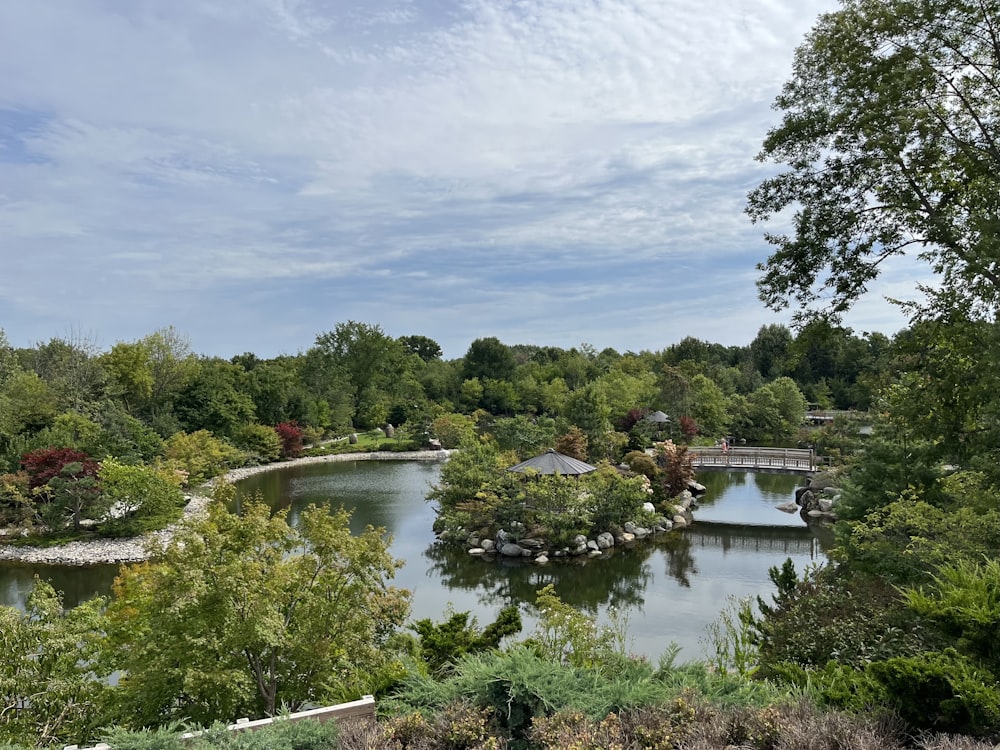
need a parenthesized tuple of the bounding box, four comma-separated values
(749, 324, 792, 380)
(398, 334, 443, 362)
(174, 358, 255, 438)
(24, 336, 107, 415)
(1, 371, 58, 436)
(160, 430, 245, 486)
(0, 581, 110, 746)
(488, 415, 556, 457)
(462, 337, 516, 383)
(411, 605, 522, 675)
(688, 373, 731, 439)
(98, 459, 185, 536)
(747, 0, 1000, 320)
(311, 321, 406, 429)
(104, 500, 409, 726)
(101, 341, 155, 413)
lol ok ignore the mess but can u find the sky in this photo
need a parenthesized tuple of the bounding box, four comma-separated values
(0, 0, 917, 360)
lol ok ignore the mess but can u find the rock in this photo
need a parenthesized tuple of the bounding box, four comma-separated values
(688, 480, 707, 494)
(481, 539, 496, 552)
(519, 537, 544, 550)
(796, 488, 818, 511)
(642, 502, 656, 513)
(808, 471, 839, 490)
(500, 542, 524, 557)
(818, 497, 834, 512)
(587, 539, 600, 552)
(654, 520, 673, 533)
(588, 550, 603, 557)
(496, 529, 515, 545)
(467, 535, 480, 547)
(624, 521, 638, 534)
(596, 532, 615, 550)
(821, 486, 841, 497)
(775, 501, 799, 513)
(672, 515, 688, 528)
(468, 547, 486, 556)
(621, 532, 635, 543)
(534, 555, 549, 564)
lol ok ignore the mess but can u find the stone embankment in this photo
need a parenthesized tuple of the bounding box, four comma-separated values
(0, 450, 451, 566)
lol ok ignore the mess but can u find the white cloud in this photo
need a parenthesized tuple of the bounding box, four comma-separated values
(0, 0, 907, 359)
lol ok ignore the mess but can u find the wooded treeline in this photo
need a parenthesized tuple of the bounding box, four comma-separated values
(0, 318, 886, 531)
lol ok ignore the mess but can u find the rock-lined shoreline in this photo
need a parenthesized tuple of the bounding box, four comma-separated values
(0, 450, 451, 566)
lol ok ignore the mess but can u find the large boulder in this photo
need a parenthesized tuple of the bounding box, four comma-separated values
(500, 542, 524, 557)
(596, 532, 615, 550)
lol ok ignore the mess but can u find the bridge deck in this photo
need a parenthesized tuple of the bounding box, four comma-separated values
(687, 446, 815, 474)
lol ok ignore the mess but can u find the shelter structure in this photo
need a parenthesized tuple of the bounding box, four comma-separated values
(506, 449, 597, 476)
(645, 410, 670, 424)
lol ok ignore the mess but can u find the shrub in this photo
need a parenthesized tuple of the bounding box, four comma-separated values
(232, 423, 282, 463)
(161, 430, 246, 486)
(274, 421, 304, 459)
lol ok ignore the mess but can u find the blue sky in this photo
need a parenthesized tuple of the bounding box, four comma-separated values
(0, 0, 916, 359)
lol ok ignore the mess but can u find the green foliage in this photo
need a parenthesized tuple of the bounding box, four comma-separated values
(0, 580, 110, 747)
(100, 717, 341, 750)
(753, 565, 929, 677)
(98, 458, 185, 536)
(866, 650, 1000, 737)
(528, 585, 630, 672)
(426, 436, 520, 535)
(43, 460, 106, 531)
(748, 0, 1000, 322)
(411, 605, 522, 675)
(903, 557, 1000, 675)
(430, 412, 477, 449)
(103, 500, 409, 727)
(837, 496, 1000, 585)
(704, 596, 759, 678)
(583, 463, 652, 533)
(231, 422, 282, 463)
(463, 337, 516, 383)
(488, 415, 555, 457)
(161, 429, 246, 486)
(517, 474, 593, 548)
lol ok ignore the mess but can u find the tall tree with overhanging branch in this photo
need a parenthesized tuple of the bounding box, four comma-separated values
(747, 0, 1000, 320)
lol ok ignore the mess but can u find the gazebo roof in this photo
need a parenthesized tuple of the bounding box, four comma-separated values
(506, 448, 598, 476)
(645, 410, 670, 423)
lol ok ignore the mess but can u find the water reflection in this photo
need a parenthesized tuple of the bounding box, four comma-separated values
(423, 541, 655, 614)
(0, 562, 121, 610)
(0, 462, 827, 660)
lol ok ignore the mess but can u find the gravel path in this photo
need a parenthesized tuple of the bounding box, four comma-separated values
(0, 450, 450, 566)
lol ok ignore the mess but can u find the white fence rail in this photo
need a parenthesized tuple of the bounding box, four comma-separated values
(687, 446, 815, 472)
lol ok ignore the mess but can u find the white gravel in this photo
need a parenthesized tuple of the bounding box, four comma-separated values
(0, 450, 450, 566)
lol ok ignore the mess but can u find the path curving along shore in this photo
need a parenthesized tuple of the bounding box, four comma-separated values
(0, 450, 451, 567)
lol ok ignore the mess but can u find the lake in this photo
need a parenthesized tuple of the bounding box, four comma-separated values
(0, 460, 829, 662)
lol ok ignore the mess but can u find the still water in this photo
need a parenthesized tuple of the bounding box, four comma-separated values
(232, 461, 827, 660)
(0, 461, 828, 661)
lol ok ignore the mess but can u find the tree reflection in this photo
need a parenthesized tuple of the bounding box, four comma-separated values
(659, 533, 697, 588)
(422, 541, 656, 614)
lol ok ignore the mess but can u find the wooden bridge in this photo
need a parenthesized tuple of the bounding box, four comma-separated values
(687, 446, 816, 474)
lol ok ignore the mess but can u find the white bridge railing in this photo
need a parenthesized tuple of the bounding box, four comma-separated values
(687, 446, 815, 472)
